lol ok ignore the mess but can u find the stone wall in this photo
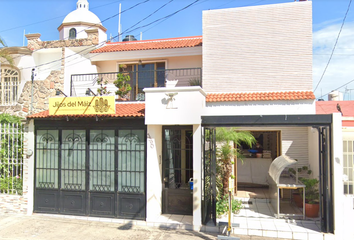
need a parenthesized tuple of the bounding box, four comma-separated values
(26, 29, 99, 51)
(0, 194, 27, 214)
(0, 69, 63, 118)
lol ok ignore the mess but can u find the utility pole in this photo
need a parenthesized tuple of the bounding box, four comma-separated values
(118, 3, 122, 42)
(30, 68, 35, 114)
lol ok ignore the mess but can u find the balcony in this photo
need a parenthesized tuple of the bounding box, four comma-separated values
(70, 68, 202, 101)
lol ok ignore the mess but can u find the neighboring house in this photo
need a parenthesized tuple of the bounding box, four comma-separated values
(0, 0, 350, 239)
(317, 99, 354, 239)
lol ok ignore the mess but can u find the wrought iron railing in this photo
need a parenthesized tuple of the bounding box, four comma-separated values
(70, 68, 202, 101)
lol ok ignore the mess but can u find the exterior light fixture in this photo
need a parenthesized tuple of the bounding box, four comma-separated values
(85, 88, 96, 96)
(55, 89, 67, 97)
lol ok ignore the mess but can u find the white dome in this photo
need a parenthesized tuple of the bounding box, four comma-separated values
(62, 0, 102, 25)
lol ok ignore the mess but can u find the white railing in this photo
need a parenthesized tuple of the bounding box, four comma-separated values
(0, 122, 24, 195)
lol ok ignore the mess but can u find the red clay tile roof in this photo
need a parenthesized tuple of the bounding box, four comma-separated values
(206, 91, 315, 102)
(91, 36, 202, 53)
(316, 100, 354, 117)
(28, 103, 145, 119)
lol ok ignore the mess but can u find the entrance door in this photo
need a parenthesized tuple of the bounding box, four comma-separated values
(162, 127, 193, 215)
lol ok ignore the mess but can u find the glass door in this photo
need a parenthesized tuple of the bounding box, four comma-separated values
(162, 127, 193, 215)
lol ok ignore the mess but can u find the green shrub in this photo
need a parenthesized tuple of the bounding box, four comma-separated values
(216, 195, 243, 218)
(0, 176, 23, 195)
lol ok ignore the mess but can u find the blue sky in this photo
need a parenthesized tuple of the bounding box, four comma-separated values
(0, 0, 353, 100)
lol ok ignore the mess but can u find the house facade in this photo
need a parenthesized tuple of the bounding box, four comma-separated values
(0, 0, 350, 239)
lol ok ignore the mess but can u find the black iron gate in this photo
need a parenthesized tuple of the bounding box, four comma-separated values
(34, 128, 146, 220)
(318, 126, 334, 233)
(202, 127, 216, 225)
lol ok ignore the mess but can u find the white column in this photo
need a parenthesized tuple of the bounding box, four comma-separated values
(332, 113, 344, 239)
(192, 124, 202, 228)
(26, 119, 35, 215)
(146, 125, 163, 222)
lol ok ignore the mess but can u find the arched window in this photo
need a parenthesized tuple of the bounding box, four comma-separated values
(0, 66, 20, 105)
(69, 28, 77, 39)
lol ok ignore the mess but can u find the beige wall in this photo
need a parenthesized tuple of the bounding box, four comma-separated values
(166, 55, 202, 69)
(202, 1, 312, 93)
(94, 55, 202, 73)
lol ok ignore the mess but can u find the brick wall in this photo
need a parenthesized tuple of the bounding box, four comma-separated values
(202, 1, 312, 93)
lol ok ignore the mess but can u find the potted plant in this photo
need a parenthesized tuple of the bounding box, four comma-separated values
(300, 177, 319, 218)
(114, 70, 132, 100)
(289, 165, 312, 208)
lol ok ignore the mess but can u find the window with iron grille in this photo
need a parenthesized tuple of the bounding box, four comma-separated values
(0, 66, 19, 106)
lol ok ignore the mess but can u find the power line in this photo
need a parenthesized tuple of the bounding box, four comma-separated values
(0, 0, 122, 34)
(313, 0, 352, 92)
(33, 0, 201, 73)
(318, 78, 354, 100)
(123, 0, 201, 34)
(1, 0, 150, 66)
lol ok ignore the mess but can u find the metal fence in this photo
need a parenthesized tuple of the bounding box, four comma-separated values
(70, 68, 202, 100)
(0, 122, 24, 195)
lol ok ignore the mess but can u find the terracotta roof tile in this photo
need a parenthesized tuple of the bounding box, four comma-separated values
(91, 36, 202, 53)
(28, 103, 145, 119)
(206, 91, 315, 102)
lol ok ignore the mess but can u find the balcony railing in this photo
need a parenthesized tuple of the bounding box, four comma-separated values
(70, 68, 202, 101)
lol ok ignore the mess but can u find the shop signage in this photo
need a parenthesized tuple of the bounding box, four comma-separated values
(49, 96, 115, 115)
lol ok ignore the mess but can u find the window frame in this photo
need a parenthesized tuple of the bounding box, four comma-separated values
(0, 65, 20, 106)
(343, 131, 354, 195)
(69, 28, 77, 40)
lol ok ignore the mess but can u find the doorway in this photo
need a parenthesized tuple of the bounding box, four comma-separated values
(162, 126, 193, 215)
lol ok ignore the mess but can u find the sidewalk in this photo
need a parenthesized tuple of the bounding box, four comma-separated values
(0, 213, 292, 240)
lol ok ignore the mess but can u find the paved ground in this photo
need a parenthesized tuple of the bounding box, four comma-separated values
(0, 214, 291, 240)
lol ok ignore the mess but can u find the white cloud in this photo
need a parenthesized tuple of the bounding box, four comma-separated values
(313, 21, 354, 100)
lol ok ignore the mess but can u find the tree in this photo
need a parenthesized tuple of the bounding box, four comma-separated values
(0, 36, 14, 66)
(216, 127, 256, 197)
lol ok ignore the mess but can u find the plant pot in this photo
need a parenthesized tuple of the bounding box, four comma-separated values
(305, 203, 319, 218)
(293, 192, 303, 208)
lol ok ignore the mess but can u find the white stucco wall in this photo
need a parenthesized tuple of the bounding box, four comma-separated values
(13, 54, 36, 97)
(340, 127, 354, 239)
(332, 113, 344, 239)
(64, 47, 99, 95)
(32, 48, 62, 81)
(146, 125, 163, 222)
(202, 1, 312, 93)
(193, 124, 202, 228)
(204, 100, 315, 116)
(144, 86, 206, 125)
